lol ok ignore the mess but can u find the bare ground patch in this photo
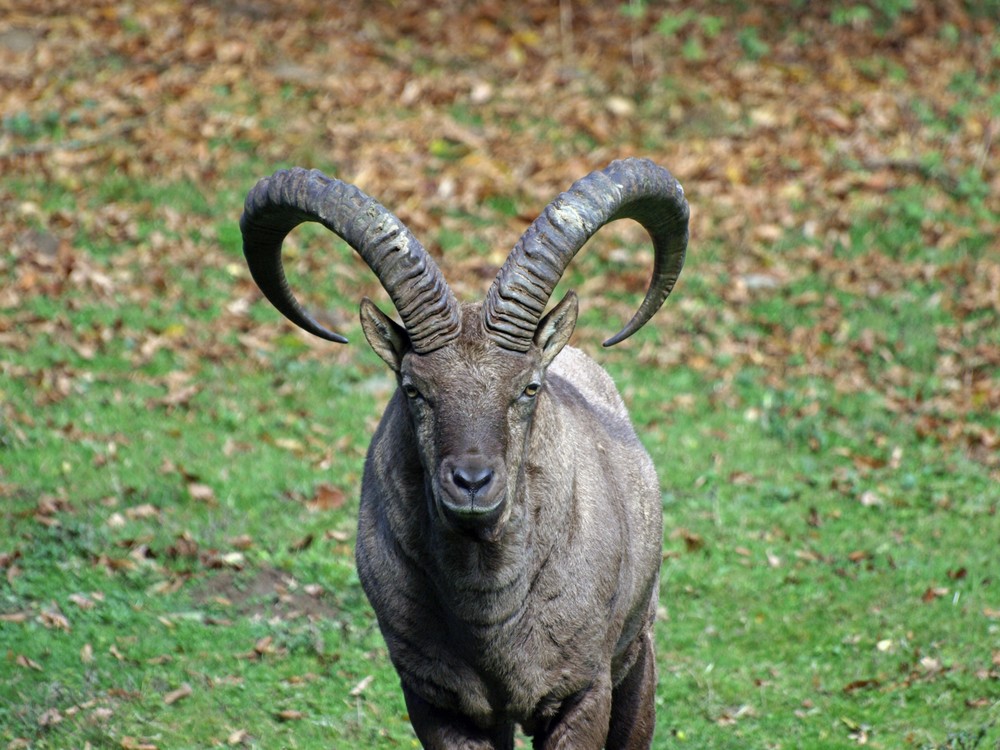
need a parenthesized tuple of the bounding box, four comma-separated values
(190, 565, 341, 622)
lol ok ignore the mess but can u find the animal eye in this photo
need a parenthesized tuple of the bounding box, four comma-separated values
(523, 382, 541, 398)
(403, 383, 420, 399)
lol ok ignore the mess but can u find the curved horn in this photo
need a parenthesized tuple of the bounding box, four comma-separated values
(483, 158, 689, 352)
(240, 168, 461, 353)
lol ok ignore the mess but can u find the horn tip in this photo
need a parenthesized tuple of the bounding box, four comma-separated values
(319, 330, 350, 345)
(602, 331, 627, 348)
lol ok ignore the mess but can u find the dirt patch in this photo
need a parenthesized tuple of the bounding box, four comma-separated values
(190, 565, 341, 622)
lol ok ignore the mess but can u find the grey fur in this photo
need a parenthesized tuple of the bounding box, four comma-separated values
(240, 158, 689, 749)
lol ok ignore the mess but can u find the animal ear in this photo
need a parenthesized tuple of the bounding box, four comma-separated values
(534, 292, 578, 368)
(360, 297, 411, 372)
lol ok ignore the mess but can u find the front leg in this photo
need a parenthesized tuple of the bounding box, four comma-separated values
(403, 684, 514, 750)
(533, 673, 613, 750)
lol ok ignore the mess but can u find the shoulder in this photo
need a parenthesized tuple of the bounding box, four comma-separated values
(547, 346, 627, 416)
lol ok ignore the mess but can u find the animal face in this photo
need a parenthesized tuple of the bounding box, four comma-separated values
(362, 296, 578, 542)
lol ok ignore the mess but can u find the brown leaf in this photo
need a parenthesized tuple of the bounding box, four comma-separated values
(349, 674, 374, 697)
(37, 708, 62, 727)
(187, 482, 217, 504)
(858, 490, 883, 507)
(275, 709, 304, 721)
(163, 683, 192, 705)
(670, 528, 705, 553)
(228, 534, 254, 550)
(202, 551, 245, 570)
(921, 586, 949, 603)
(68, 592, 96, 609)
(16, 654, 42, 671)
(121, 737, 158, 750)
(6, 564, 22, 585)
(306, 482, 346, 512)
(39, 604, 71, 631)
(842, 678, 880, 693)
(919, 656, 943, 674)
(125, 503, 160, 520)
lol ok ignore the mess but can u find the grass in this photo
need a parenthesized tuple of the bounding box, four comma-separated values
(2, 2, 998, 748)
(3, 173, 997, 748)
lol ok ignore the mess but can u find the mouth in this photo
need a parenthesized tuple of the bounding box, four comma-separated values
(435, 489, 508, 543)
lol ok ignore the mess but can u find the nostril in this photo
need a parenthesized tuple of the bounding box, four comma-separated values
(452, 466, 493, 494)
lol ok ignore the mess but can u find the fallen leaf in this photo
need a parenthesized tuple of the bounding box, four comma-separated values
(919, 656, 943, 674)
(670, 528, 705, 553)
(349, 675, 375, 697)
(39, 604, 71, 631)
(203, 551, 245, 569)
(125, 503, 160, 520)
(858, 490, 883, 507)
(163, 683, 192, 705)
(921, 586, 949, 603)
(187, 482, 217, 504)
(275, 709, 304, 721)
(229, 534, 254, 549)
(37, 708, 62, 727)
(16, 654, 42, 671)
(68, 592, 96, 609)
(843, 678, 880, 693)
(306, 482, 346, 512)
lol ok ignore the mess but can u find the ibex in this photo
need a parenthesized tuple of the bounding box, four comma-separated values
(240, 158, 689, 749)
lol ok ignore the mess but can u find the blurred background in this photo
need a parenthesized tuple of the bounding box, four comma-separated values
(2, 1, 998, 748)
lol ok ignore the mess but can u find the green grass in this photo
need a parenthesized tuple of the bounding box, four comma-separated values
(4, 173, 997, 748)
(2, 3, 999, 747)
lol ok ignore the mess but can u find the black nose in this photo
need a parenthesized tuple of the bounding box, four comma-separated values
(452, 465, 494, 495)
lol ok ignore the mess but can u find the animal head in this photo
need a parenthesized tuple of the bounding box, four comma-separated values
(240, 159, 688, 540)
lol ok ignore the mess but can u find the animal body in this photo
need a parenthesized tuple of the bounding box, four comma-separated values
(240, 158, 689, 749)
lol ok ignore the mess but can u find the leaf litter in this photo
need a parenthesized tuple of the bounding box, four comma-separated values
(0, 0, 997, 746)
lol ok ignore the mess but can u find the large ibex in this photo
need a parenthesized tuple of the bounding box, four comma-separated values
(240, 158, 689, 749)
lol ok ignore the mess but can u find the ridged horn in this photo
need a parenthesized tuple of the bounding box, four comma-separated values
(240, 168, 461, 353)
(483, 158, 689, 352)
